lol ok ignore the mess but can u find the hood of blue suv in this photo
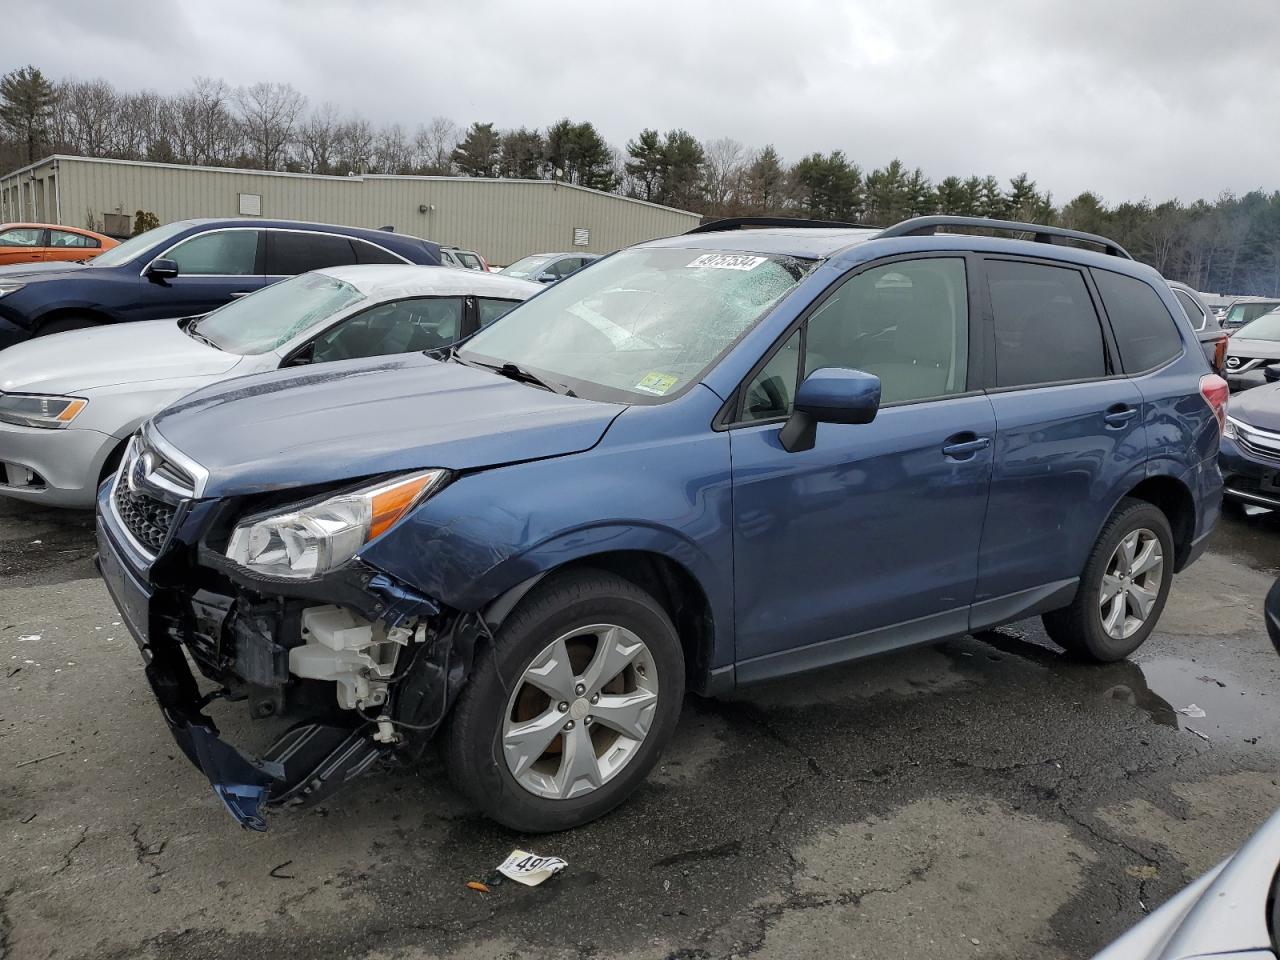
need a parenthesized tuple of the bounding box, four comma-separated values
(1230, 381, 1280, 432)
(151, 352, 623, 496)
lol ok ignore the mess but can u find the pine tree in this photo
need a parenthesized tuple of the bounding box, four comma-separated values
(743, 145, 786, 215)
(499, 127, 544, 179)
(624, 128, 665, 201)
(451, 122, 500, 177)
(0, 65, 55, 163)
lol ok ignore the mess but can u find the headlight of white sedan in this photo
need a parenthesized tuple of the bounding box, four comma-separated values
(225, 469, 448, 579)
(0, 392, 88, 428)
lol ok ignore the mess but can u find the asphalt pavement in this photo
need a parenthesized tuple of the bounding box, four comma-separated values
(1, 498, 1278, 960)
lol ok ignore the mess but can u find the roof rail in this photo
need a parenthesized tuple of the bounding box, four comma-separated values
(877, 215, 1133, 260)
(686, 216, 864, 234)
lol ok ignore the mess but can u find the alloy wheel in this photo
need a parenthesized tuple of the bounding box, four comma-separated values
(1099, 528, 1164, 640)
(502, 623, 659, 800)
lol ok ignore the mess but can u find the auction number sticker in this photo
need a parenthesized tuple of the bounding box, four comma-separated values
(497, 849, 568, 886)
(687, 253, 767, 271)
(635, 372, 679, 395)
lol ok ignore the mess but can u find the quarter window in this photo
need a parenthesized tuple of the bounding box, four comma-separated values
(987, 260, 1106, 388)
(1094, 270, 1184, 372)
(49, 229, 97, 248)
(166, 230, 259, 275)
(477, 297, 521, 327)
(742, 329, 801, 421)
(0, 227, 43, 246)
(1172, 288, 1207, 331)
(803, 258, 969, 405)
(309, 296, 465, 362)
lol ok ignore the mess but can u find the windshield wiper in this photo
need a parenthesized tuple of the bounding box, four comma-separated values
(181, 317, 220, 350)
(460, 355, 576, 396)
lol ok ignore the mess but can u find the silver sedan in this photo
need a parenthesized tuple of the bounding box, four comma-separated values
(0, 264, 540, 508)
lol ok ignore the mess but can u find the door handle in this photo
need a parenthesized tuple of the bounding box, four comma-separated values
(1104, 404, 1138, 427)
(229, 291, 253, 298)
(941, 433, 991, 459)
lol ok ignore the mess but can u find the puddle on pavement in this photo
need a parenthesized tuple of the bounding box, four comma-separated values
(970, 628, 1278, 748)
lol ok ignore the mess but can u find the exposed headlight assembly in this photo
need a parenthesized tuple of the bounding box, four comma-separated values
(0, 282, 25, 299)
(0, 392, 87, 428)
(1223, 416, 1241, 441)
(226, 469, 448, 579)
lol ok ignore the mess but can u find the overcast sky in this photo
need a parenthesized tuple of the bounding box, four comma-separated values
(3, 1, 1272, 204)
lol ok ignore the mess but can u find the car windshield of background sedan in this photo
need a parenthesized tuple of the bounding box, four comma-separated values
(1236, 310, 1280, 341)
(88, 221, 191, 267)
(500, 254, 556, 279)
(192, 272, 366, 353)
(460, 247, 815, 402)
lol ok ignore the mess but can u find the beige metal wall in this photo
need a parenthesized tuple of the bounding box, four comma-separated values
(0, 156, 700, 263)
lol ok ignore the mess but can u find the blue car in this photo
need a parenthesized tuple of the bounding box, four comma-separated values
(0, 218, 441, 348)
(1221, 381, 1280, 509)
(95, 215, 1226, 832)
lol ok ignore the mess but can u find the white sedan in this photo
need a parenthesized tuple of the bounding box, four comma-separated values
(0, 265, 540, 508)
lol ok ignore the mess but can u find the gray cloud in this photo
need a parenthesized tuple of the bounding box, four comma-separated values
(3, 0, 1273, 204)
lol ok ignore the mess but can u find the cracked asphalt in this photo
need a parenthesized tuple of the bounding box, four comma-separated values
(2, 498, 1279, 960)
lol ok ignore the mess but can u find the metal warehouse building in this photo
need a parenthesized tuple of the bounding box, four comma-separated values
(0, 155, 700, 264)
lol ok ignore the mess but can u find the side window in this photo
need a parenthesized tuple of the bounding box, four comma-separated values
(457, 252, 483, 270)
(267, 231, 359, 275)
(1093, 270, 1184, 373)
(49, 230, 96, 248)
(803, 258, 969, 405)
(0, 227, 44, 246)
(547, 257, 581, 279)
(309, 297, 464, 363)
(741, 329, 801, 421)
(987, 260, 1106, 388)
(1172, 289, 1206, 331)
(353, 240, 403, 265)
(166, 230, 259, 275)
(478, 297, 521, 328)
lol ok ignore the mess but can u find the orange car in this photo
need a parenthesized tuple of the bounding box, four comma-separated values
(0, 223, 119, 267)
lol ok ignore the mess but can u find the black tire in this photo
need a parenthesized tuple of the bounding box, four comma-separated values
(37, 315, 100, 337)
(444, 568, 685, 832)
(1042, 498, 1175, 662)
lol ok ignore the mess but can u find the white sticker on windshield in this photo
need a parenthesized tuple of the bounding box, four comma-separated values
(687, 253, 767, 271)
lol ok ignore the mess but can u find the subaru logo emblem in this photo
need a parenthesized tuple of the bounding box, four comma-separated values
(128, 451, 155, 493)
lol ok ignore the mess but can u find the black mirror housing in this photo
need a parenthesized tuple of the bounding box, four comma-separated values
(146, 257, 180, 280)
(780, 367, 882, 453)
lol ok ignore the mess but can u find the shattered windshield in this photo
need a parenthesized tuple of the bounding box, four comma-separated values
(192, 272, 366, 354)
(460, 247, 815, 402)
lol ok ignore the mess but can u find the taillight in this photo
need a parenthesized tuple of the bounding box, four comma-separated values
(1200, 373, 1229, 434)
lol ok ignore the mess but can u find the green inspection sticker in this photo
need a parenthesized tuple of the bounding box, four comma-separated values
(635, 372, 679, 395)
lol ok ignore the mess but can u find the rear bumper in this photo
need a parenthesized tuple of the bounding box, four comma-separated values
(0, 421, 116, 508)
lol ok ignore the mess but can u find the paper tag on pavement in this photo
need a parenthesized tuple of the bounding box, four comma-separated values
(496, 849, 568, 887)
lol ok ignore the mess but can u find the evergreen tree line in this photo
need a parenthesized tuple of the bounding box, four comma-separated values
(3, 64, 1279, 294)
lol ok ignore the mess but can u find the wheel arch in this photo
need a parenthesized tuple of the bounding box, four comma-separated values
(480, 543, 726, 696)
(1119, 473, 1197, 571)
(33, 305, 114, 334)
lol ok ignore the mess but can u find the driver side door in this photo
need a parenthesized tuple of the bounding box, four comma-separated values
(139, 228, 268, 320)
(728, 256, 996, 680)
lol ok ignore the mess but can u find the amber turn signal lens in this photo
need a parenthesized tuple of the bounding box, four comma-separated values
(56, 398, 88, 422)
(367, 471, 443, 541)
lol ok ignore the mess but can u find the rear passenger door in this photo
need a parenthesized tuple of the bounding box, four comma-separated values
(266, 230, 362, 278)
(729, 256, 996, 673)
(973, 258, 1145, 625)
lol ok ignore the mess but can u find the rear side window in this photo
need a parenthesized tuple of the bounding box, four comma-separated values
(1093, 270, 1184, 372)
(50, 229, 98, 249)
(478, 297, 520, 327)
(987, 260, 1106, 388)
(353, 240, 404, 265)
(1172, 288, 1207, 331)
(268, 231, 359, 275)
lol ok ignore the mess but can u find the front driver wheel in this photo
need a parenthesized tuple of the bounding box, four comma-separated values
(444, 569, 685, 832)
(1043, 498, 1175, 661)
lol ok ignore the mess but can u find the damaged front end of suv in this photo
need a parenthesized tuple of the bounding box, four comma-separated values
(96, 425, 483, 830)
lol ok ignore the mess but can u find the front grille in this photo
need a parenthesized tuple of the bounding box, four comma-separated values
(1235, 425, 1280, 463)
(113, 479, 176, 555)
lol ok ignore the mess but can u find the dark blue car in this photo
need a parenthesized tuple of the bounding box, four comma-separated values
(95, 215, 1226, 832)
(1221, 381, 1280, 509)
(0, 218, 441, 348)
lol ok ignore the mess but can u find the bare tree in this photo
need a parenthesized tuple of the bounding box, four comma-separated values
(414, 116, 458, 174)
(171, 78, 241, 166)
(701, 136, 745, 216)
(234, 81, 306, 170)
(374, 122, 412, 174)
(334, 117, 375, 175)
(297, 102, 340, 173)
(60, 79, 119, 157)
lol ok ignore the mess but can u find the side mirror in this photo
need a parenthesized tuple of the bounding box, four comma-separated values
(1265, 363, 1280, 384)
(535, 272, 558, 284)
(145, 258, 179, 280)
(284, 343, 315, 367)
(1266, 579, 1280, 654)
(780, 367, 881, 453)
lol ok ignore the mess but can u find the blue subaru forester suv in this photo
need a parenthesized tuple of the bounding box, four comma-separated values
(95, 215, 1226, 832)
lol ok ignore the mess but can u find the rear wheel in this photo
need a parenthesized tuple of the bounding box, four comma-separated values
(1043, 498, 1175, 661)
(37, 314, 100, 337)
(444, 569, 685, 832)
